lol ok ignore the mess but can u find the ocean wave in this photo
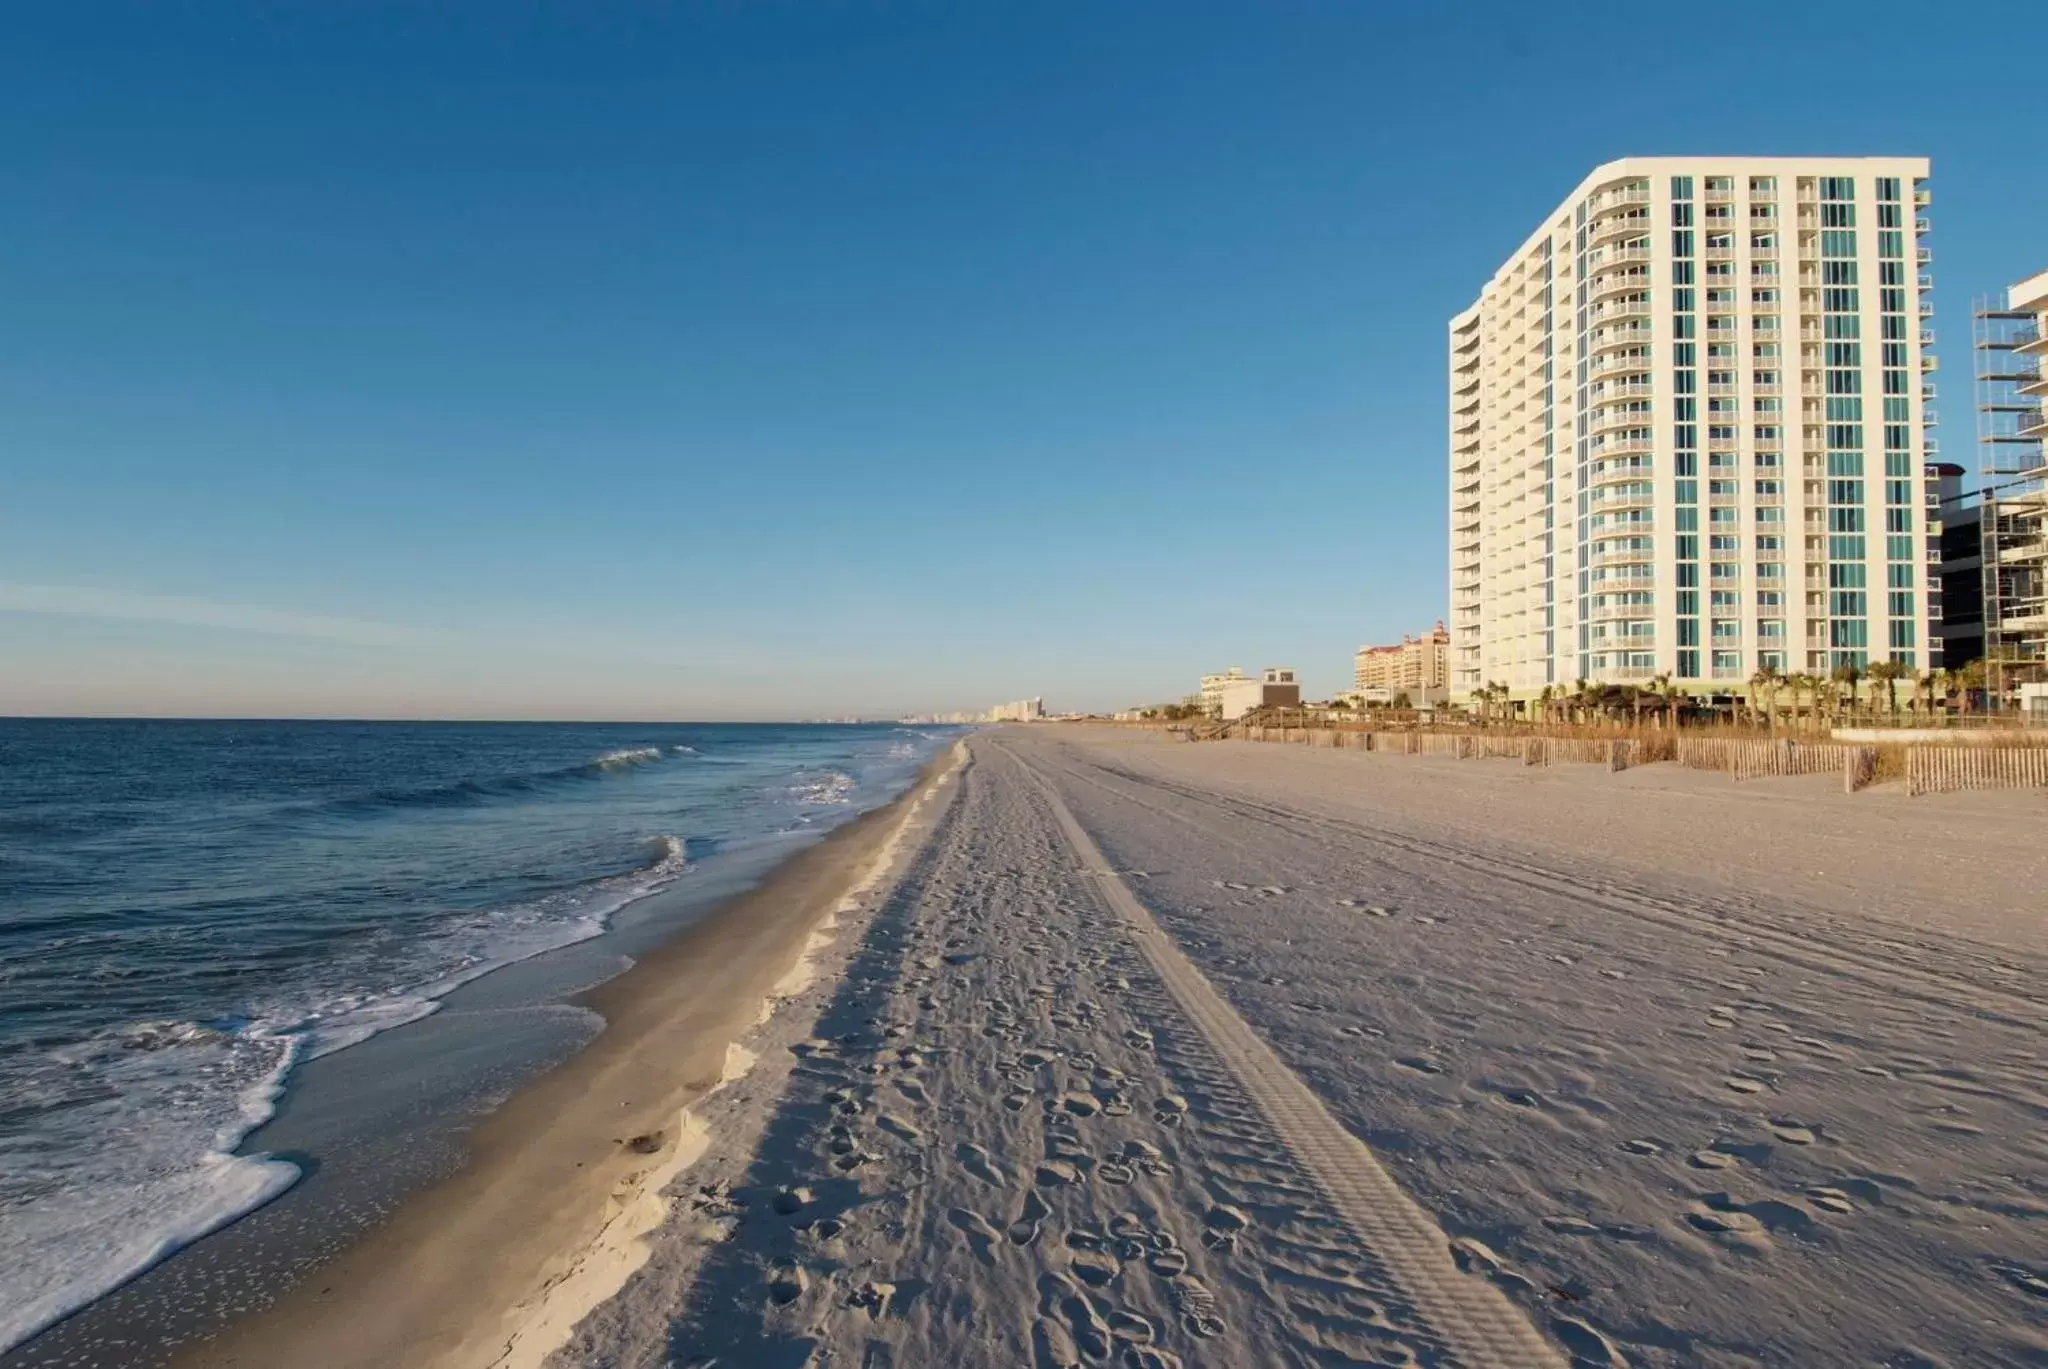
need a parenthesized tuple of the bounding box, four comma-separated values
(0, 831, 693, 1355)
(312, 746, 684, 819)
(593, 747, 663, 770)
(788, 771, 856, 807)
(1, 1018, 300, 1354)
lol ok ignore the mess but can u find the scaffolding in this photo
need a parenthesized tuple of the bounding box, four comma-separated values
(1972, 289, 2048, 698)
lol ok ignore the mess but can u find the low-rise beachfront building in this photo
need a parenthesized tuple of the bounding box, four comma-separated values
(1353, 622, 1450, 704)
(1199, 668, 1250, 718)
(1216, 667, 1300, 721)
(1451, 157, 1937, 704)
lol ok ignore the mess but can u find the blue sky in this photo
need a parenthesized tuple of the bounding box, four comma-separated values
(4, 0, 2045, 718)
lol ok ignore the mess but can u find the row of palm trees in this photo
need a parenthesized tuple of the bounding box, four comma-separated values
(1470, 660, 1992, 730)
(1471, 676, 1685, 726)
(1743, 660, 1989, 728)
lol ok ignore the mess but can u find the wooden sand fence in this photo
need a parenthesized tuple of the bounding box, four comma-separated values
(1906, 745, 2048, 796)
(1677, 736, 1858, 780)
(1224, 723, 2045, 796)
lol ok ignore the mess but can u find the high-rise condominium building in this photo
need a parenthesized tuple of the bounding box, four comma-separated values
(1450, 157, 1936, 701)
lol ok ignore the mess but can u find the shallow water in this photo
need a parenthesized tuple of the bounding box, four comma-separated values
(0, 718, 954, 1352)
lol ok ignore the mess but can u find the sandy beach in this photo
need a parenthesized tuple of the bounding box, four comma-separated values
(113, 724, 2047, 1367)
(132, 746, 968, 1369)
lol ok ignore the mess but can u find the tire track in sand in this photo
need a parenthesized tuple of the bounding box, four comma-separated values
(1012, 751, 1568, 1369)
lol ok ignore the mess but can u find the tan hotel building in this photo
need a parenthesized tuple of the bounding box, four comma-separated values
(1353, 623, 1449, 698)
(1450, 157, 1937, 701)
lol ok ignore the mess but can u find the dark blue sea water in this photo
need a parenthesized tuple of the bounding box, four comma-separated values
(0, 718, 955, 1352)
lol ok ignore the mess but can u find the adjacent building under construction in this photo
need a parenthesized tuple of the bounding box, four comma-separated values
(1939, 270, 2048, 696)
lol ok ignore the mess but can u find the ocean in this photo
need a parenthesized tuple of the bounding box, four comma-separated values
(0, 718, 957, 1354)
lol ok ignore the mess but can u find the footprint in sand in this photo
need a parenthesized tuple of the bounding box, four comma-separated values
(1807, 1187, 1855, 1214)
(1770, 1120, 1818, 1145)
(1036, 1271, 1111, 1360)
(772, 1186, 814, 1215)
(1035, 1160, 1083, 1187)
(1167, 1274, 1227, 1337)
(956, 1142, 1007, 1187)
(1550, 1315, 1624, 1366)
(1723, 1076, 1769, 1095)
(1395, 1056, 1445, 1075)
(946, 1207, 1003, 1265)
(1152, 1094, 1189, 1128)
(1009, 1190, 1051, 1245)
(1202, 1204, 1251, 1251)
(877, 1114, 921, 1143)
(767, 1262, 808, 1306)
(1067, 1247, 1121, 1288)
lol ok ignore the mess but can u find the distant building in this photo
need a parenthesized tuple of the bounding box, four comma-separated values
(1216, 667, 1300, 721)
(989, 697, 1045, 722)
(1353, 623, 1450, 704)
(1198, 668, 1250, 718)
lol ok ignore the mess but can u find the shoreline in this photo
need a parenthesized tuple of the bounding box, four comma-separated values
(158, 742, 964, 1369)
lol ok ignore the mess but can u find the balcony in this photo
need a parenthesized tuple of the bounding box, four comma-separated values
(1589, 462, 1653, 487)
(1593, 665, 1660, 682)
(1915, 217, 1931, 236)
(1592, 435, 1655, 456)
(1753, 321, 1782, 339)
(1916, 246, 1932, 266)
(1591, 326, 1654, 355)
(1595, 245, 1653, 268)
(1755, 490, 1784, 507)
(1914, 187, 1932, 208)
(1586, 299, 1650, 326)
(1589, 546, 1655, 568)
(1754, 381, 1782, 397)
(1590, 212, 1652, 245)
(1704, 245, 1736, 261)
(2020, 406, 2048, 437)
(1589, 603, 1656, 623)
(1704, 183, 1734, 202)
(1589, 490, 1655, 513)
(1589, 185, 1651, 212)
(1590, 380, 1654, 401)
(1586, 353, 1651, 377)
(1589, 271, 1651, 302)
(1588, 408, 1651, 436)
(2016, 324, 2047, 356)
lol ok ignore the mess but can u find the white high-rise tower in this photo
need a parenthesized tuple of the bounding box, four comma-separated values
(1450, 157, 1936, 702)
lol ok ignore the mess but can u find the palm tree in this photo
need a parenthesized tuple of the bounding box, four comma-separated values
(1831, 661, 1862, 723)
(1911, 670, 1934, 721)
(1757, 665, 1786, 733)
(1786, 672, 1816, 730)
(1649, 672, 1682, 729)
(1866, 659, 1904, 720)
(1958, 660, 1988, 716)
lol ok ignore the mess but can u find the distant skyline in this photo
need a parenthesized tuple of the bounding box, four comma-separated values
(6, 1, 2047, 718)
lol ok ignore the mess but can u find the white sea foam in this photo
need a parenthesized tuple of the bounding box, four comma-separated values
(789, 771, 856, 807)
(593, 747, 665, 770)
(0, 1024, 301, 1354)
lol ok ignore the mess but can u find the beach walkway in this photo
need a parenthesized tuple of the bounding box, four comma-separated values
(563, 727, 2048, 1368)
